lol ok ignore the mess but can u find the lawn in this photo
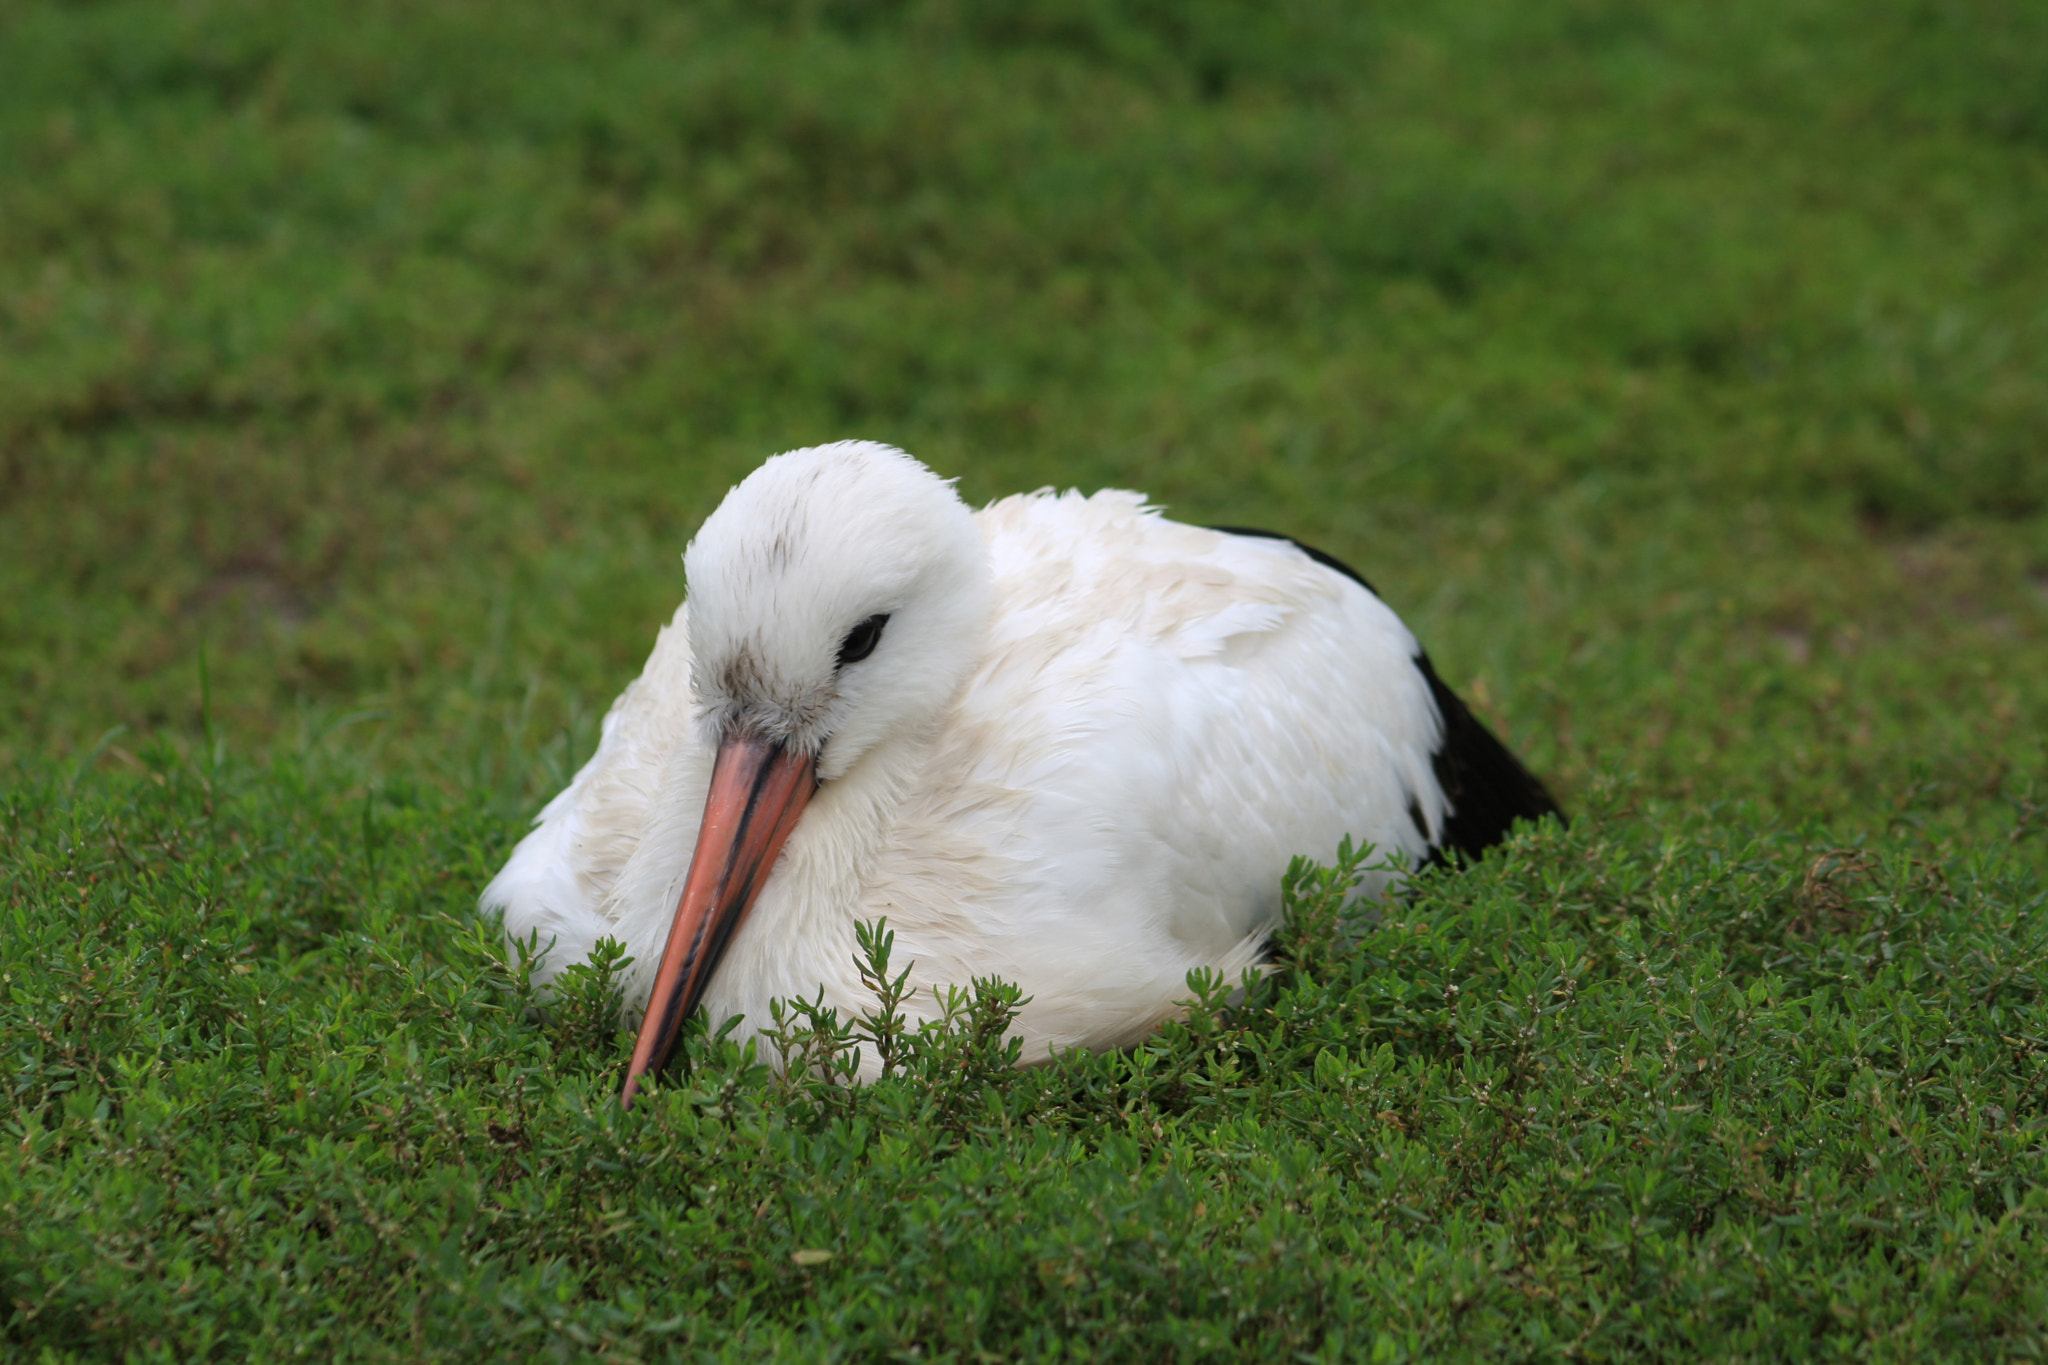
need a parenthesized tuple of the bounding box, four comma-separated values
(3, 0, 2046, 1358)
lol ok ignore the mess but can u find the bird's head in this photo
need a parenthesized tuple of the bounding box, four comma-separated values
(681, 439, 993, 779)
(622, 441, 992, 1105)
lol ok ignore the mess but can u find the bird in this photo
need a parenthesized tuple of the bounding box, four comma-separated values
(480, 441, 1560, 1105)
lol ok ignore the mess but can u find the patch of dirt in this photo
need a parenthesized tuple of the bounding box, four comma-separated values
(187, 568, 312, 630)
(1770, 627, 1811, 665)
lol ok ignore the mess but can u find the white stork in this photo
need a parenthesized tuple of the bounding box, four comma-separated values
(481, 441, 1558, 1104)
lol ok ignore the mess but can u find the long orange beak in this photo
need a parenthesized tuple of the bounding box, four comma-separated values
(619, 732, 816, 1109)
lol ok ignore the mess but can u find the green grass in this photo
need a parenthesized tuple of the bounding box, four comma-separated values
(6, 759, 2046, 1359)
(3, 0, 2047, 1357)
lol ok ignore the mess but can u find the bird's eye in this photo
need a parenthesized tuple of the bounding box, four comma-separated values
(836, 613, 889, 667)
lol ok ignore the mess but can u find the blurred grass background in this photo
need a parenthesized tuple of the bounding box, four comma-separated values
(3, 0, 2045, 823)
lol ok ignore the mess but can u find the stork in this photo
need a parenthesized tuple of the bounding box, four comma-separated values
(480, 441, 1560, 1105)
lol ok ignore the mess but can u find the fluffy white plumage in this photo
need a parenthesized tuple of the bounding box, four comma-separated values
(483, 441, 1460, 1073)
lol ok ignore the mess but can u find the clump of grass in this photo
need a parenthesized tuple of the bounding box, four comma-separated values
(759, 918, 1032, 1136)
(531, 935, 637, 1070)
(4, 755, 2044, 1359)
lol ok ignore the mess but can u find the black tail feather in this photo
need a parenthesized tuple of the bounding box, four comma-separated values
(1409, 649, 1562, 867)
